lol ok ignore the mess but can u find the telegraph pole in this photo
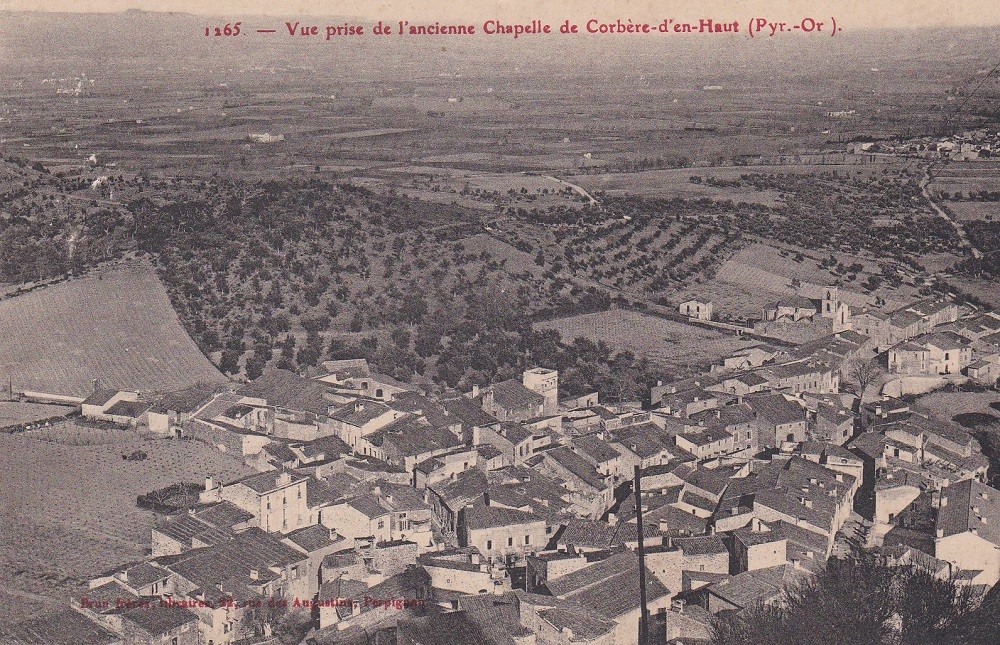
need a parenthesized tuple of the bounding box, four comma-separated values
(634, 464, 649, 645)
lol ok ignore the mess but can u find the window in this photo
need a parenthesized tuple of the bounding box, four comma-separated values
(487, 540, 493, 550)
(172, 639, 178, 645)
(267, 501, 271, 510)
(378, 519, 385, 529)
(524, 535, 530, 545)
(508, 537, 514, 547)
(297, 488, 302, 499)
(375, 389, 384, 398)
(291, 565, 299, 580)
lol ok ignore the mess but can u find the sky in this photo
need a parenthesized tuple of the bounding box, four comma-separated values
(0, 0, 998, 29)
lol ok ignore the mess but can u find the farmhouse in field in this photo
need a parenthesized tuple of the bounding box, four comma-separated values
(81, 388, 152, 428)
(680, 298, 714, 321)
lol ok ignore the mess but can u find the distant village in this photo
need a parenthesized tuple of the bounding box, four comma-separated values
(852, 128, 1000, 162)
(5, 283, 1000, 645)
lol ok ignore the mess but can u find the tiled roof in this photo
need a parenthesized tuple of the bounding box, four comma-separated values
(284, 524, 340, 552)
(920, 331, 970, 351)
(328, 400, 391, 426)
(441, 396, 500, 427)
(678, 427, 732, 448)
(747, 393, 805, 426)
(557, 518, 639, 549)
(475, 444, 502, 460)
(397, 611, 491, 645)
(105, 399, 151, 418)
(937, 478, 1000, 546)
(121, 603, 198, 635)
(674, 463, 729, 497)
(81, 388, 119, 406)
(232, 469, 305, 494)
(150, 384, 217, 414)
(547, 550, 671, 618)
(499, 421, 534, 445)
(769, 295, 815, 310)
(706, 564, 789, 609)
(538, 606, 617, 640)
(304, 434, 352, 459)
(368, 416, 462, 457)
(238, 368, 331, 416)
(164, 528, 307, 603)
(464, 503, 543, 530)
(430, 468, 487, 508)
(374, 482, 432, 512)
(487, 379, 545, 411)
(571, 434, 622, 464)
(153, 514, 232, 547)
(610, 422, 674, 459)
(544, 446, 606, 489)
(262, 441, 297, 464)
(1, 610, 119, 645)
(889, 309, 924, 328)
(120, 562, 170, 587)
(674, 534, 728, 555)
(459, 593, 532, 645)
(347, 494, 390, 519)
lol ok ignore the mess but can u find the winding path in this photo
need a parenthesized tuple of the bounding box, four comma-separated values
(540, 174, 599, 206)
(921, 165, 983, 260)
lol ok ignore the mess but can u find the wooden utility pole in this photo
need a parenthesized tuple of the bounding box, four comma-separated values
(634, 464, 650, 645)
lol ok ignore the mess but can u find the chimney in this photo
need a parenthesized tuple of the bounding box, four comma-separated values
(205, 476, 214, 491)
(472, 385, 480, 398)
(941, 496, 948, 507)
(277, 472, 292, 487)
(91, 378, 100, 393)
(249, 569, 259, 581)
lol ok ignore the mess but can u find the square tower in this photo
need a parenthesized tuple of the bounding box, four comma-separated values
(522, 367, 558, 415)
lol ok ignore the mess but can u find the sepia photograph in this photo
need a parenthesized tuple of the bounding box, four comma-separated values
(0, 0, 999, 643)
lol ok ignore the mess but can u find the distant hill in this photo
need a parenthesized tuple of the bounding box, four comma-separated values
(0, 260, 228, 399)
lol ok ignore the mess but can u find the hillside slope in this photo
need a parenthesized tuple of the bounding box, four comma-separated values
(0, 260, 228, 398)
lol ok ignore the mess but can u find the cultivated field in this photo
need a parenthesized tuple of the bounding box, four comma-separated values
(567, 168, 784, 206)
(0, 431, 255, 622)
(913, 391, 1000, 421)
(19, 421, 139, 445)
(943, 201, 999, 222)
(0, 402, 73, 427)
(535, 308, 757, 370)
(0, 261, 229, 399)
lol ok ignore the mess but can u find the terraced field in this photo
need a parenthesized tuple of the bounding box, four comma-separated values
(0, 431, 255, 622)
(0, 260, 229, 399)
